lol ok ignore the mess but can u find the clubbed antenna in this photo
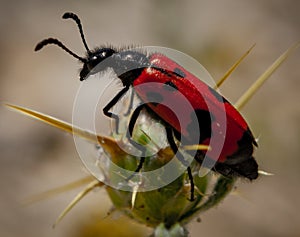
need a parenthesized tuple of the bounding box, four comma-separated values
(62, 12, 90, 52)
(34, 38, 87, 63)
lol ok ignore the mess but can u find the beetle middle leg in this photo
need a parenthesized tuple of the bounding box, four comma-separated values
(165, 126, 195, 201)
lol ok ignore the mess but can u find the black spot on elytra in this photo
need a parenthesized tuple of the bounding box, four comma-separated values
(154, 67, 173, 77)
(208, 86, 223, 102)
(208, 86, 230, 104)
(186, 109, 213, 144)
(146, 91, 163, 104)
(225, 130, 255, 165)
(173, 129, 181, 142)
(173, 67, 186, 78)
(215, 128, 258, 180)
(163, 81, 178, 91)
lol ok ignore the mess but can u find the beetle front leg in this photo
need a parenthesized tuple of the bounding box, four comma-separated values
(103, 85, 130, 134)
(123, 89, 135, 116)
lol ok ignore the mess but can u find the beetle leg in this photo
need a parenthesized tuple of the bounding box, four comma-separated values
(123, 89, 135, 116)
(126, 103, 147, 175)
(165, 126, 195, 201)
(103, 85, 130, 134)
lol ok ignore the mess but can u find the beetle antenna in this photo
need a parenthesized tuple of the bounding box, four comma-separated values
(35, 38, 87, 63)
(62, 12, 90, 53)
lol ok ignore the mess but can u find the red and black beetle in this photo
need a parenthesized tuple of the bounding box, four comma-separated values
(35, 12, 258, 200)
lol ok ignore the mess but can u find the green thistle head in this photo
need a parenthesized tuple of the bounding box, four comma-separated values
(96, 108, 236, 236)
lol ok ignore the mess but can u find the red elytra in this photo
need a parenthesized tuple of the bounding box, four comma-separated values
(134, 53, 257, 164)
(35, 12, 259, 188)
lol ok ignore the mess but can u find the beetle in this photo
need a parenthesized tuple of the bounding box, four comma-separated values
(35, 12, 258, 200)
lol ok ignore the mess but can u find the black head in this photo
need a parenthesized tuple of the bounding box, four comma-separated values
(35, 12, 117, 81)
(80, 47, 116, 80)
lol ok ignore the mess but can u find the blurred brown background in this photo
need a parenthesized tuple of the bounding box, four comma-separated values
(1, 0, 300, 236)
